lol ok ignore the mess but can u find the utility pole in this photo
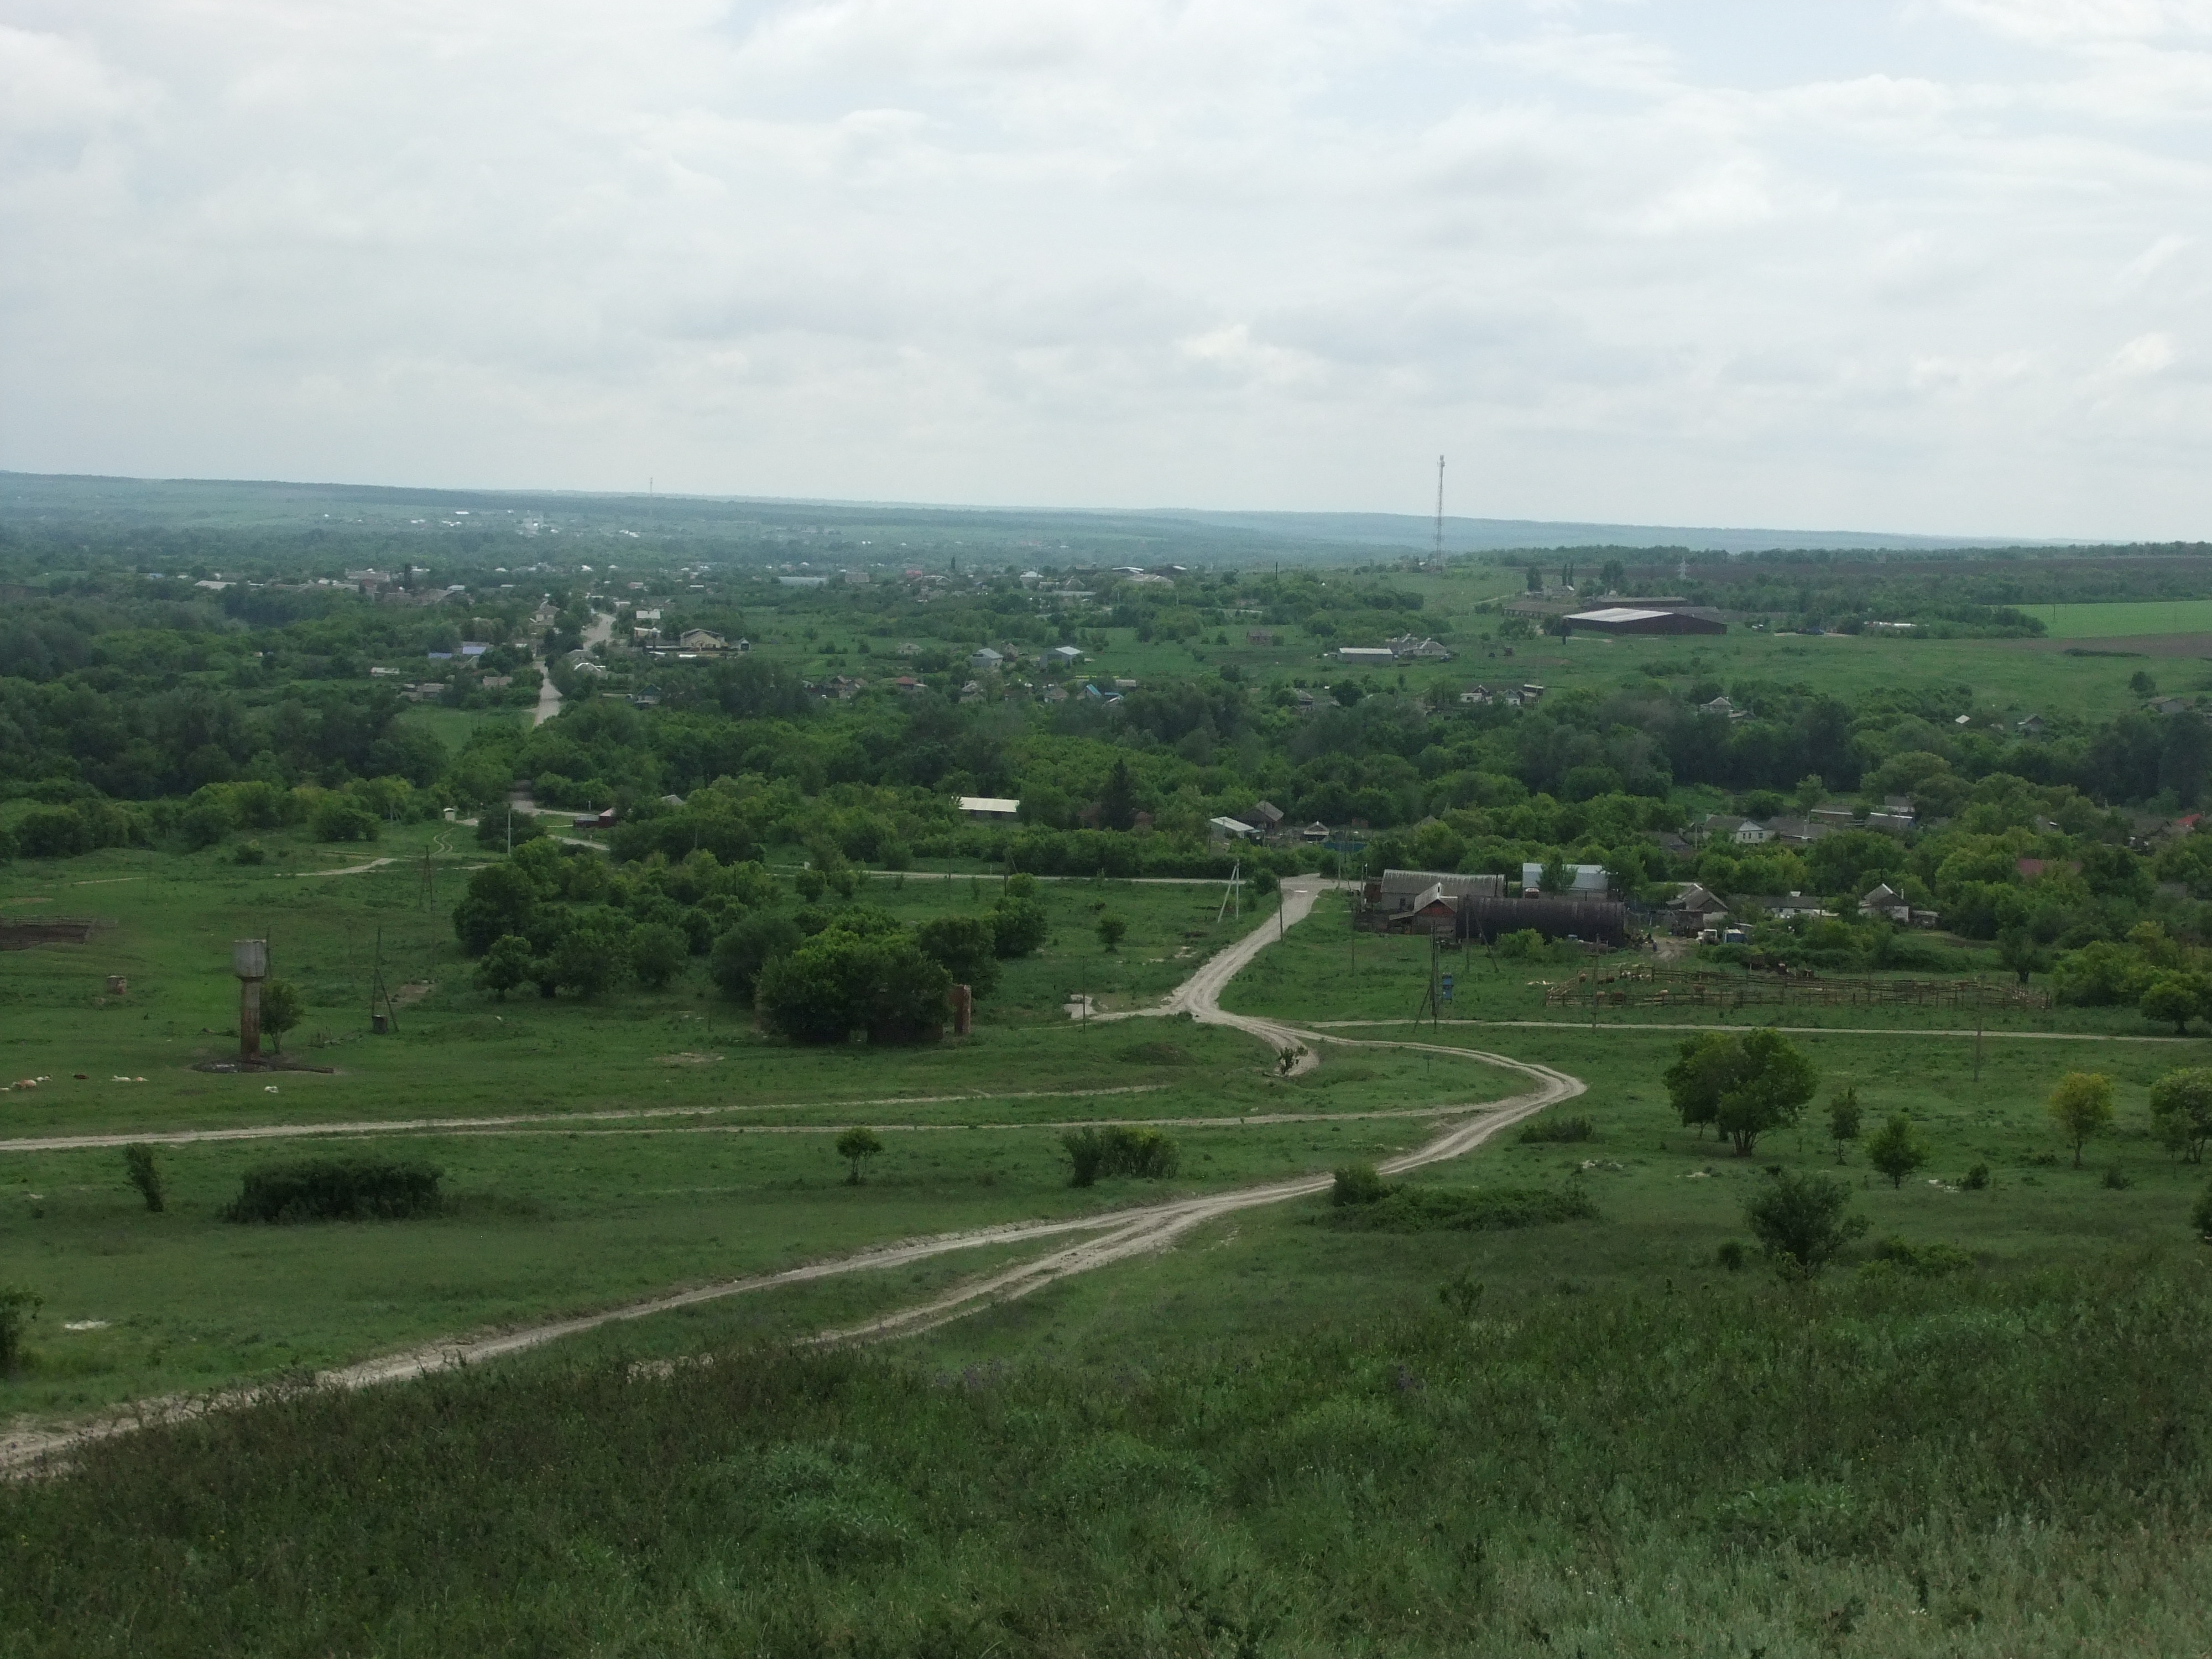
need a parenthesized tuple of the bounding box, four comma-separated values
(1973, 974, 1985, 1087)
(1433, 455, 1445, 564)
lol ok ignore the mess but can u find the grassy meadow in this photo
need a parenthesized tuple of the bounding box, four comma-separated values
(6, 769, 2212, 1653)
(1, 836, 1519, 1416)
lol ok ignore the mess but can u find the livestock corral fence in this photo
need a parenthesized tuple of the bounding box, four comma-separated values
(1541, 963, 2051, 1011)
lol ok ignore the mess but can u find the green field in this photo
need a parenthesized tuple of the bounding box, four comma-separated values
(2037, 599, 2212, 639)
(7, 803, 2212, 1656)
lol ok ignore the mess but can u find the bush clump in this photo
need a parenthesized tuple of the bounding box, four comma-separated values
(1119, 1041, 1192, 1066)
(1331, 1163, 1390, 1206)
(1519, 1114, 1596, 1144)
(1868, 1237, 1975, 1277)
(223, 1159, 443, 1224)
(1062, 1126, 1180, 1187)
(0, 1285, 40, 1374)
(1326, 1183, 1598, 1234)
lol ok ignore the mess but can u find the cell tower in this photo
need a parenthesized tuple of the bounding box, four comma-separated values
(1433, 455, 1446, 563)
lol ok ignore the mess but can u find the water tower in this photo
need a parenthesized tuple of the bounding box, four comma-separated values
(233, 938, 268, 1061)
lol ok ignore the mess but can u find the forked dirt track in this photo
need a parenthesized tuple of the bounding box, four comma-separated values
(1, 879, 1580, 1476)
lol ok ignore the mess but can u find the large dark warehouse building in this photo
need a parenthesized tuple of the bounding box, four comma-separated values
(1562, 606, 1727, 636)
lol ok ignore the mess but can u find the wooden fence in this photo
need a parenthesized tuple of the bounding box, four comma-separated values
(1541, 963, 2050, 1011)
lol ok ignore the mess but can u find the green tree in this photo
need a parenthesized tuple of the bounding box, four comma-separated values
(2048, 1071, 2116, 1167)
(452, 863, 538, 956)
(757, 933, 953, 1046)
(1866, 1112, 1929, 1188)
(122, 1145, 163, 1213)
(1996, 927, 2046, 988)
(2148, 1067, 2212, 1164)
(2140, 972, 2207, 1035)
(709, 912, 804, 1003)
(1097, 912, 1128, 952)
(629, 923, 688, 990)
(475, 808, 546, 851)
(1663, 1032, 1737, 1138)
(834, 1126, 884, 1185)
(914, 915, 1001, 997)
(549, 910, 631, 999)
(1828, 1084, 1863, 1164)
(1537, 854, 1571, 894)
(1742, 1171, 1866, 1275)
(1098, 760, 1139, 832)
(259, 979, 303, 1053)
(1716, 1030, 1818, 1156)
(1665, 1030, 1817, 1156)
(474, 933, 534, 1000)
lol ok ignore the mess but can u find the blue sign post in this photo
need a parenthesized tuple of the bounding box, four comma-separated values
(1441, 974, 1453, 1001)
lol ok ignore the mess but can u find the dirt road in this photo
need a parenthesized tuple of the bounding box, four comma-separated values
(532, 609, 612, 727)
(1, 877, 1578, 1475)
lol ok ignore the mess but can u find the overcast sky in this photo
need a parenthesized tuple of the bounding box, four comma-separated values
(3, 1, 2208, 539)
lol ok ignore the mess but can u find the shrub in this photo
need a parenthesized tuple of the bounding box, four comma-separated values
(1715, 1239, 1747, 1271)
(232, 839, 267, 865)
(1742, 1170, 1866, 1275)
(475, 934, 535, 999)
(223, 1159, 443, 1223)
(1119, 1041, 1191, 1066)
(310, 796, 380, 843)
(1870, 1237, 1974, 1277)
(1331, 1163, 1390, 1206)
(1866, 1113, 1929, 1188)
(2194, 1180, 2212, 1246)
(1961, 1162, 1991, 1191)
(1495, 928, 1545, 960)
(258, 979, 302, 1052)
(122, 1145, 163, 1213)
(835, 1127, 884, 1186)
(2102, 1167, 2134, 1191)
(1095, 912, 1128, 952)
(1518, 1114, 1595, 1144)
(0, 1285, 40, 1373)
(1325, 1183, 1598, 1234)
(1063, 1126, 1180, 1187)
(990, 895, 1050, 959)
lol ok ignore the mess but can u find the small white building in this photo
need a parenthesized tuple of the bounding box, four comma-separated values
(959, 796, 1021, 822)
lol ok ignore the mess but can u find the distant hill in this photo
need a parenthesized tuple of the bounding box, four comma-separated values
(0, 469, 2105, 561)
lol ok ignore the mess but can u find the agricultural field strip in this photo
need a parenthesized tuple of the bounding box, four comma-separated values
(0, 1086, 1177, 1154)
(1310, 1018, 2194, 1043)
(3, 877, 1579, 1475)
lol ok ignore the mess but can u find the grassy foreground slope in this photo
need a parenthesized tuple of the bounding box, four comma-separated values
(3, 1264, 2209, 1657)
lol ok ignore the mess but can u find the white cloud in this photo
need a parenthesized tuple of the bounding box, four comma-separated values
(0, 0, 2208, 537)
(2108, 331, 2180, 374)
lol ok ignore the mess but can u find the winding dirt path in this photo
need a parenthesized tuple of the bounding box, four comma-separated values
(1, 879, 1579, 1475)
